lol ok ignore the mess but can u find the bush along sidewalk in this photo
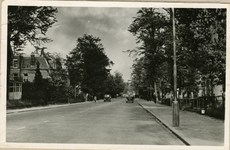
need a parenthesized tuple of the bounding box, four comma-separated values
(183, 106, 225, 120)
(7, 96, 85, 110)
(206, 107, 225, 120)
(7, 99, 47, 110)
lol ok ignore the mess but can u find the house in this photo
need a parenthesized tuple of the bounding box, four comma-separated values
(9, 51, 56, 100)
(9, 55, 22, 100)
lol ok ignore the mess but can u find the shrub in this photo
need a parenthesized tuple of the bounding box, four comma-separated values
(7, 99, 47, 110)
(206, 107, 225, 120)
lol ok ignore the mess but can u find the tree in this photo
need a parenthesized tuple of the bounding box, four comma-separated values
(175, 8, 226, 96)
(50, 53, 67, 87)
(31, 61, 46, 101)
(104, 71, 126, 97)
(129, 8, 226, 100)
(131, 57, 146, 96)
(49, 53, 69, 100)
(8, 6, 58, 53)
(104, 74, 117, 97)
(34, 62, 43, 90)
(113, 71, 126, 95)
(128, 8, 172, 99)
(66, 34, 113, 96)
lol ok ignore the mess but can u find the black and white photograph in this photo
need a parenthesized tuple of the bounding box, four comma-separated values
(0, 1, 229, 150)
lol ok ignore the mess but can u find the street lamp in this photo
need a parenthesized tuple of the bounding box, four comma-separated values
(171, 8, 179, 127)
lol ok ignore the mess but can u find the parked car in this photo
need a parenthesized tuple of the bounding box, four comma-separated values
(104, 94, 111, 102)
(126, 94, 135, 103)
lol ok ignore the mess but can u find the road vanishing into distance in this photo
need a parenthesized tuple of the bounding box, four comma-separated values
(7, 97, 184, 145)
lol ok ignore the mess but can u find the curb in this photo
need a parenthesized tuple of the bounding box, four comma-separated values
(7, 105, 68, 114)
(6, 101, 93, 114)
(136, 100, 190, 146)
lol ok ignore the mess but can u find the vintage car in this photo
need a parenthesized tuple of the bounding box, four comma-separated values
(104, 94, 111, 102)
(126, 94, 135, 103)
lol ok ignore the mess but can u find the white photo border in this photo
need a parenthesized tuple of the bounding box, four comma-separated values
(1, 1, 229, 150)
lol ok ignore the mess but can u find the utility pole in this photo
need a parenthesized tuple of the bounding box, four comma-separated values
(171, 8, 179, 127)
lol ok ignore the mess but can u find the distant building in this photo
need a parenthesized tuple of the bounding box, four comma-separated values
(9, 51, 56, 100)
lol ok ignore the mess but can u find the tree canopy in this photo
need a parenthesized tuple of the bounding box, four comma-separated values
(66, 34, 114, 95)
(103, 71, 126, 97)
(8, 6, 58, 54)
(128, 8, 226, 98)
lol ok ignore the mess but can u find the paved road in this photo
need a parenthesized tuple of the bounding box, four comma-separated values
(6, 97, 184, 145)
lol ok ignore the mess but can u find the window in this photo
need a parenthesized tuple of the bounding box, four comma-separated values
(13, 73, 18, 81)
(9, 87, 13, 92)
(13, 59, 18, 68)
(15, 87, 20, 92)
(31, 57, 35, 66)
(23, 73, 28, 82)
(9, 83, 21, 92)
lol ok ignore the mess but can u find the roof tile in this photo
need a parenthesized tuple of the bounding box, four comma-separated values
(22, 56, 49, 69)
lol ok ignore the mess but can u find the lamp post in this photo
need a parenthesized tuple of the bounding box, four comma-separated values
(171, 8, 179, 127)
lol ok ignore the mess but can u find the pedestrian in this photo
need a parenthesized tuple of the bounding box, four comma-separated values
(170, 95, 174, 106)
(94, 95, 97, 102)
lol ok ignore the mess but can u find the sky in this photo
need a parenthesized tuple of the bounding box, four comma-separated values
(24, 7, 141, 82)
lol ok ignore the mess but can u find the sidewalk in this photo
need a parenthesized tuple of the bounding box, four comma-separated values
(136, 98, 225, 146)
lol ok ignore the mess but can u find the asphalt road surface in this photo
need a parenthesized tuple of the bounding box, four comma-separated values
(6, 97, 184, 145)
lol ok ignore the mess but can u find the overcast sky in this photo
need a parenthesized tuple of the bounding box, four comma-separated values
(24, 7, 140, 82)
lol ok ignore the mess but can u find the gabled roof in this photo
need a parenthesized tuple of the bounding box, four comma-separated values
(21, 56, 50, 69)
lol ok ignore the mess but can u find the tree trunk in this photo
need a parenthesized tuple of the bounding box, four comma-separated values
(159, 80, 162, 101)
(74, 83, 76, 98)
(154, 82, 158, 101)
(204, 79, 207, 97)
(210, 78, 214, 96)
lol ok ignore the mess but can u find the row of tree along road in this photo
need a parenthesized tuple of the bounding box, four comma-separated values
(127, 8, 226, 119)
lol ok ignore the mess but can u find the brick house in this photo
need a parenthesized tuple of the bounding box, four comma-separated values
(9, 52, 56, 100)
